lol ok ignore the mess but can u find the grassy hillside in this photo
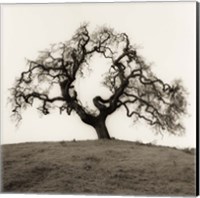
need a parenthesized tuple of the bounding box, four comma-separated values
(1, 140, 196, 195)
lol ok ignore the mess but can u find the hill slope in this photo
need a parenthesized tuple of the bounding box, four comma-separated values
(1, 140, 196, 195)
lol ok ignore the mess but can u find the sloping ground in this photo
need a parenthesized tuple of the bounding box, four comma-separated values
(1, 140, 196, 195)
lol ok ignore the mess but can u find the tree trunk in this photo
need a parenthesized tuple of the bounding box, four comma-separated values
(94, 119, 111, 139)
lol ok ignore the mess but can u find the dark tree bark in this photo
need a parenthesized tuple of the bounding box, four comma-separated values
(93, 118, 110, 139)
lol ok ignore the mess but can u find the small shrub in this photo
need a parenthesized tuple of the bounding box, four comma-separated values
(135, 141, 144, 146)
(59, 141, 67, 147)
(182, 148, 195, 155)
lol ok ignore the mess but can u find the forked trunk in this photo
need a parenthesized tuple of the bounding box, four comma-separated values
(94, 119, 111, 139)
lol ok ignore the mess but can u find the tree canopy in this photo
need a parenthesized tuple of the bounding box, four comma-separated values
(10, 24, 187, 139)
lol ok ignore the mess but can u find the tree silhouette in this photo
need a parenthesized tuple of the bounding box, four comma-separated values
(10, 25, 187, 139)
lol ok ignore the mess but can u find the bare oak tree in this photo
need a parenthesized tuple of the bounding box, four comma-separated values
(10, 25, 187, 139)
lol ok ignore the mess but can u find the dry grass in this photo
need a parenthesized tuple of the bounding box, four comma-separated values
(1, 139, 196, 195)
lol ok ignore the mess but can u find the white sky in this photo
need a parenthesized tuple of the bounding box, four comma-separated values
(1, 2, 196, 148)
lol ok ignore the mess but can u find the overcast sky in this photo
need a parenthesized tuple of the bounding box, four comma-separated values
(1, 2, 196, 148)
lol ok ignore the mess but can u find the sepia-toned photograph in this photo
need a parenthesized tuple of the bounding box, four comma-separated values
(1, 1, 197, 196)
